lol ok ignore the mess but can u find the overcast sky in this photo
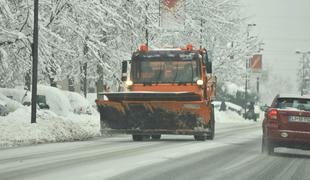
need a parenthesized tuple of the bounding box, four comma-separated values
(241, 0, 310, 92)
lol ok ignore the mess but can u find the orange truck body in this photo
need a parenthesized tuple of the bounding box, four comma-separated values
(96, 45, 216, 140)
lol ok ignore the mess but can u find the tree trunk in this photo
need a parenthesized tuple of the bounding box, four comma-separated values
(96, 64, 104, 93)
(25, 70, 31, 90)
(68, 75, 75, 92)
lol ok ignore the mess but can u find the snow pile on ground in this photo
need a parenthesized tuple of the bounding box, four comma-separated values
(0, 107, 100, 148)
(213, 101, 263, 123)
(0, 85, 101, 148)
(215, 109, 254, 124)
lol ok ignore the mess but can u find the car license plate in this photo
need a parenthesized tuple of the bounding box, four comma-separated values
(289, 116, 310, 123)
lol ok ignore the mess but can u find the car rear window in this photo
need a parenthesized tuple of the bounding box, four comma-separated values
(276, 98, 310, 111)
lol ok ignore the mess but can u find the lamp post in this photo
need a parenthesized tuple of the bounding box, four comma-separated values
(244, 24, 256, 119)
(296, 50, 310, 95)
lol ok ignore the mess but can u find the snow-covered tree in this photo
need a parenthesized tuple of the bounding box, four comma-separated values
(0, 0, 261, 93)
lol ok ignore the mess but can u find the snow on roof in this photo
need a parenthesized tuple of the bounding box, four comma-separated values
(278, 94, 310, 99)
(64, 91, 91, 110)
(0, 88, 30, 103)
(0, 92, 22, 112)
(151, 48, 183, 51)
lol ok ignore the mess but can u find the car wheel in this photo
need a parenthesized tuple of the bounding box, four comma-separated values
(262, 135, 274, 155)
(151, 135, 161, 140)
(207, 105, 215, 140)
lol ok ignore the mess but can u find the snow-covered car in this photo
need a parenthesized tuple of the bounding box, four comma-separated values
(0, 88, 30, 104)
(0, 100, 9, 116)
(262, 94, 310, 155)
(0, 91, 22, 115)
(65, 91, 92, 115)
(37, 85, 73, 116)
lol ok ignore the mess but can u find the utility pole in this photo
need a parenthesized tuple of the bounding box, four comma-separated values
(31, 0, 39, 124)
(244, 23, 256, 119)
(296, 50, 310, 95)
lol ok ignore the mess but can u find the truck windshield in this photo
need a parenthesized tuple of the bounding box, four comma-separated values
(131, 59, 200, 84)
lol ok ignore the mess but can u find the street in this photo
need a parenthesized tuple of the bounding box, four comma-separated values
(0, 122, 309, 180)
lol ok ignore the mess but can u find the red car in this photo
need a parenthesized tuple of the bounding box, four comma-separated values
(262, 94, 310, 154)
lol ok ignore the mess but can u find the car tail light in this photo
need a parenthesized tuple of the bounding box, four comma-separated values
(268, 109, 278, 120)
(139, 44, 148, 52)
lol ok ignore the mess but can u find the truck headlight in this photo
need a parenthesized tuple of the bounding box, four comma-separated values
(125, 80, 133, 87)
(196, 80, 203, 86)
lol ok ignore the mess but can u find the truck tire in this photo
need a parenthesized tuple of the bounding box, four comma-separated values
(194, 135, 207, 141)
(262, 135, 274, 155)
(132, 135, 143, 141)
(151, 135, 161, 140)
(207, 105, 215, 140)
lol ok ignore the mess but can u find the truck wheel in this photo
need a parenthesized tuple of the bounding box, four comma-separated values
(151, 135, 161, 140)
(132, 135, 143, 141)
(194, 135, 206, 141)
(207, 105, 215, 140)
(262, 135, 274, 155)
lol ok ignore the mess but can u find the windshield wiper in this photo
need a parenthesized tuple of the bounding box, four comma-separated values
(155, 63, 163, 85)
(190, 60, 194, 85)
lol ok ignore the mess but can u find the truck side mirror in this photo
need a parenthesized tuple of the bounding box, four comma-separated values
(204, 50, 212, 73)
(204, 52, 209, 64)
(121, 61, 128, 81)
(206, 61, 212, 74)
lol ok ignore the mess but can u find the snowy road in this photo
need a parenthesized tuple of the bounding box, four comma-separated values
(1, 122, 310, 180)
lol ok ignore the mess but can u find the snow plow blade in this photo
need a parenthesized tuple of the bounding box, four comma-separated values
(96, 92, 212, 135)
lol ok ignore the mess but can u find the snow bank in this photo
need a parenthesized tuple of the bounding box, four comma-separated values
(213, 101, 263, 123)
(0, 107, 100, 148)
(0, 85, 101, 148)
(215, 109, 254, 124)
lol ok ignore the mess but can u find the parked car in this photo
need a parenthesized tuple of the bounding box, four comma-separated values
(0, 100, 9, 116)
(65, 91, 92, 115)
(262, 94, 310, 155)
(0, 92, 22, 115)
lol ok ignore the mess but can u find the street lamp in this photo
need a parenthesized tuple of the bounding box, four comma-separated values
(244, 23, 256, 118)
(296, 50, 310, 95)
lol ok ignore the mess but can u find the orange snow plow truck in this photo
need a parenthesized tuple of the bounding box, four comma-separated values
(96, 44, 216, 141)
